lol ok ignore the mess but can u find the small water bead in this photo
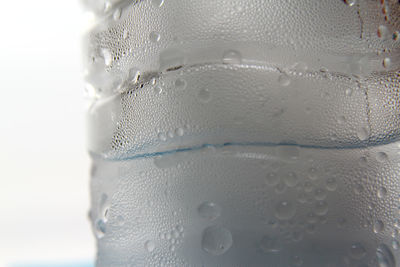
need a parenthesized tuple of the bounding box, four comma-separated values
(176, 225, 184, 233)
(276, 145, 299, 160)
(345, 88, 353, 96)
(304, 181, 314, 193)
(326, 177, 338, 191)
(175, 128, 184, 137)
(377, 187, 388, 198)
(145, 240, 155, 252)
(376, 244, 395, 267)
(307, 167, 318, 180)
(152, 0, 165, 7)
(175, 78, 187, 90)
(284, 172, 299, 187)
(393, 31, 399, 41)
(149, 31, 161, 43)
(357, 127, 369, 141)
(275, 182, 287, 194)
(392, 240, 399, 250)
(354, 183, 364, 195)
(349, 243, 367, 260)
(259, 236, 282, 253)
(337, 115, 346, 124)
(167, 130, 174, 138)
(222, 50, 242, 64)
(123, 29, 129, 39)
(383, 58, 391, 68)
(278, 73, 291, 87)
(377, 25, 389, 39)
(198, 88, 211, 103)
(275, 201, 296, 220)
(198, 202, 221, 220)
(113, 8, 121, 20)
(315, 201, 329, 216)
(394, 219, 400, 229)
(307, 212, 319, 224)
(306, 224, 316, 234)
(95, 219, 106, 238)
(314, 188, 327, 200)
(116, 215, 125, 226)
(374, 220, 385, 234)
(292, 255, 303, 266)
(344, 0, 357, 6)
(266, 172, 280, 186)
(292, 230, 304, 242)
(376, 152, 388, 163)
(154, 86, 163, 94)
(297, 192, 307, 204)
(101, 48, 112, 66)
(157, 132, 167, 141)
(201, 226, 233, 255)
(165, 232, 172, 240)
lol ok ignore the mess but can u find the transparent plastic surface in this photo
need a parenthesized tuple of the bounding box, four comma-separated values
(83, 1, 400, 266)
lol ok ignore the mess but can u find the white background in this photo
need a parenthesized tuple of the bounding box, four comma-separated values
(0, 1, 95, 266)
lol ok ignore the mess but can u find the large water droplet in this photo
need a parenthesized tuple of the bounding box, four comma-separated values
(198, 88, 211, 103)
(222, 50, 242, 64)
(314, 188, 327, 200)
(377, 187, 388, 198)
(392, 240, 399, 250)
(275, 201, 296, 220)
(374, 220, 385, 234)
(344, 0, 357, 6)
(101, 48, 112, 66)
(259, 235, 282, 253)
(175, 128, 184, 137)
(113, 8, 121, 20)
(314, 201, 329, 215)
(383, 58, 391, 68)
(376, 244, 395, 267)
(152, 0, 165, 7)
(149, 31, 161, 43)
(284, 172, 299, 187)
(202, 226, 233, 255)
(198, 202, 221, 220)
(349, 243, 367, 259)
(157, 132, 167, 141)
(145, 240, 155, 252)
(377, 25, 389, 39)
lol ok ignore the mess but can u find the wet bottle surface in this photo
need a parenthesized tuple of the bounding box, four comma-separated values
(83, 1, 400, 266)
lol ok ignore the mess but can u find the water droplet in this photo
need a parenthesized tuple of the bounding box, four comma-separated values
(275, 201, 296, 220)
(315, 201, 329, 216)
(383, 58, 391, 68)
(354, 183, 364, 195)
(376, 152, 388, 163)
(176, 225, 184, 233)
(394, 219, 400, 229)
(145, 240, 155, 252)
(113, 8, 121, 20)
(337, 115, 346, 124)
(344, 0, 357, 6)
(276, 145, 299, 160)
(116, 215, 125, 226)
(337, 217, 347, 228)
(314, 188, 327, 200)
(319, 215, 328, 224)
(278, 73, 291, 86)
(198, 202, 221, 220)
(201, 226, 233, 255)
(152, 0, 165, 7)
(326, 177, 338, 191)
(149, 31, 161, 43)
(198, 88, 211, 103)
(345, 88, 353, 96)
(265, 172, 279, 186)
(95, 219, 106, 238)
(392, 240, 399, 250)
(377, 25, 389, 39)
(284, 172, 299, 187)
(104, 1, 112, 12)
(159, 48, 185, 71)
(307, 167, 318, 180)
(165, 232, 171, 240)
(374, 220, 385, 234)
(393, 31, 399, 41)
(357, 127, 369, 141)
(259, 235, 282, 253)
(158, 132, 167, 141)
(376, 244, 395, 267)
(222, 50, 242, 64)
(175, 128, 184, 136)
(169, 244, 175, 251)
(274, 182, 287, 194)
(123, 29, 129, 39)
(128, 68, 140, 83)
(154, 86, 163, 94)
(349, 243, 367, 259)
(292, 230, 304, 242)
(377, 187, 388, 198)
(306, 224, 316, 234)
(174, 78, 186, 90)
(292, 255, 303, 266)
(304, 181, 314, 193)
(297, 192, 307, 204)
(167, 130, 174, 138)
(307, 212, 319, 224)
(101, 48, 112, 66)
